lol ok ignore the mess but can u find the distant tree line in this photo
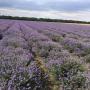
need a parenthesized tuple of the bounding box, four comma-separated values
(0, 15, 90, 24)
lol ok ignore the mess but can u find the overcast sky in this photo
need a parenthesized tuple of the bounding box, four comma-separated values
(0, 0, 90, 21)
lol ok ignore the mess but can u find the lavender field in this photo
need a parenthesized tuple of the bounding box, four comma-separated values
(0, 19, 90, 90)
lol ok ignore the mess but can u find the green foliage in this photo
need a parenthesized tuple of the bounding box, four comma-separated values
(84, 54, 90, 63)
(50, 61, 86, 90)
(70, 75, 86, 88)
(51, 35, 63, 42)
(64, 45, 74, 53)
(80, 48, 90, 57)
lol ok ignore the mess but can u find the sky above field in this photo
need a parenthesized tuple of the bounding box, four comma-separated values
(0, 0, 90, 21)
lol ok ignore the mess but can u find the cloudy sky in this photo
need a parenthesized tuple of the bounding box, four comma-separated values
(0, 0, 90, 21)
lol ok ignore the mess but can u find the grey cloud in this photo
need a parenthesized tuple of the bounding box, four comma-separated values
(45, 1, 90, 11)
(0, 0, 90, 12)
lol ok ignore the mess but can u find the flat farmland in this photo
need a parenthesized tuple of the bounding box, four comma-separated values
(0, 19, 90, 90)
